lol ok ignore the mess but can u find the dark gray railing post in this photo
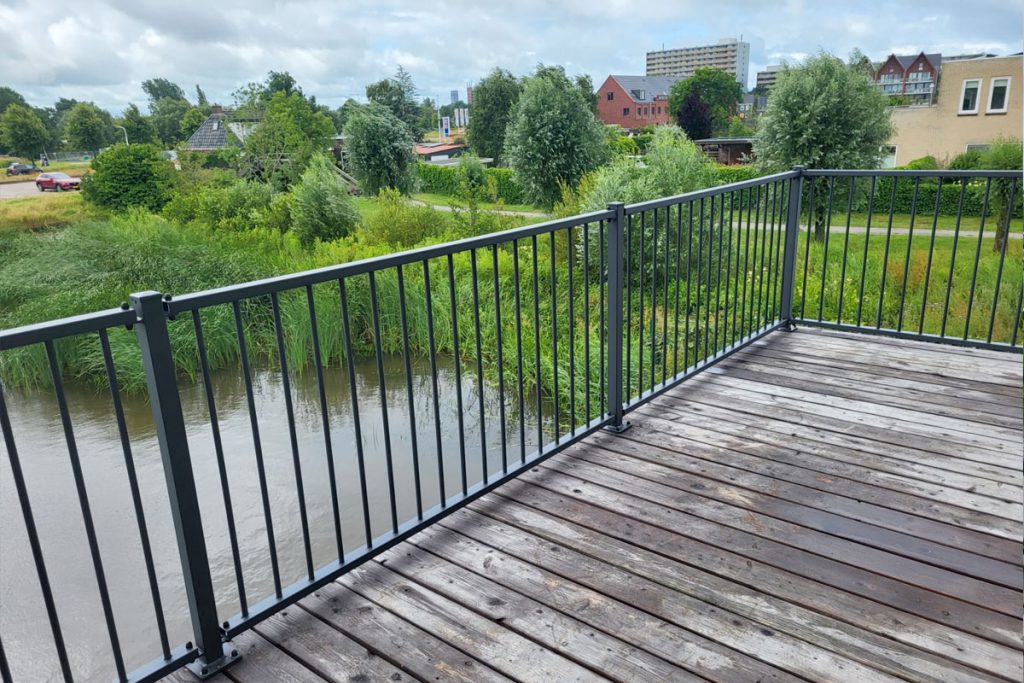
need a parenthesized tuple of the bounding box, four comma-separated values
(604, 202, 631, 432)
(779, 166, 806, 329)
(131, 291, 238, 679)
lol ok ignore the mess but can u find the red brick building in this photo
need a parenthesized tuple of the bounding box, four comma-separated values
(596, 75, 681, 129)
(874, 52, 942, 105)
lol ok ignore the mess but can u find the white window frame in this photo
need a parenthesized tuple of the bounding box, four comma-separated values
(959, 79, 981, 115)
(987, 76, 1011, 114)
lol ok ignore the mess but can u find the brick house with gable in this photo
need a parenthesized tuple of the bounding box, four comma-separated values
(874, 52, 942, 104)
(596, 75, 681, 129)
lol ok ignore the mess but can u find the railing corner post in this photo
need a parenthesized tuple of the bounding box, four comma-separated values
(604, 203, 631, 433)
(779, 166, 806, 330)
(130, 291, 239, 679)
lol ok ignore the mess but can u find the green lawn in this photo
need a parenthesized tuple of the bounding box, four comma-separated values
(413, 192, 547, 215)
(841, 212, 1023, 231)
(0, 192, 104, 232)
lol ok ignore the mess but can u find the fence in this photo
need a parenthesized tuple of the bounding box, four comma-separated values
(0, 168, 1020, 682)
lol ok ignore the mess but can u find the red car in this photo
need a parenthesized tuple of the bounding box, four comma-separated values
(36, 172, 81, 192)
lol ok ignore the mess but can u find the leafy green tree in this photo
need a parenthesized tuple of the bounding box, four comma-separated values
(343, 102, 417, 195)
(142, 78, 187, 108)
(980, 137, 1023, 251)
(726, 116, 753, 137)
(63, 102, 115, 153)
(179, 106, 210, 139)
(0, 87, 28, 115)
(439, 100, 468, 120)
(365, 66, 423, 137)
(291, 154, 360, 246)
(82, 143, 172, 211)
(575, 74, 598, 113)
(233, 71, 308, 117)
(240, 91, 335, 188)
(467, 68, 521, 163)
(754, 53, 892, 238)
(417, 98, 437, 137)
(668, 68, 743, 135)
(504, 66, 608, 207)
(677, 91, 713, 140)
(150, 97, 192, 144)
(0, 104, 48, 158)
(333, 98, 363, 133)
(195, 85, 209, 106)
(116, 103, 159, 145)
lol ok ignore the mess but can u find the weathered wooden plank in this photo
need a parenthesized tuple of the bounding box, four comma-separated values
(252, 608, 412, 682)
(456, 499, 1022, 682)
(681, 374, 1022, 461)
(339, 562, 609, 682)
(414, 520, 893, 683)
(375, 542, 702, 682)
(707, 358, 1023, 427)
(629, 411, 1024, 533)
(723, 346, 1023, 411)
(508, 468, 1024, 643)
(583, 431, 1023, 565)
(748, 341, 1022, 398)
(797, 328, 1022, 363)
(217, 629, 327, 682)
(644, 398, 1024, 493)
(301, 583, 510, 683)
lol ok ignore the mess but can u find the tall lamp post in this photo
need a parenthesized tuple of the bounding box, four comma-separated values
(114, 125, 129, 145)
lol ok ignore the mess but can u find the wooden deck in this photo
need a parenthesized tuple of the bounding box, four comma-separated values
(168, 329, 1024, 683)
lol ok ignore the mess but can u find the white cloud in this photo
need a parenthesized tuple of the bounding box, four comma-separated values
(0, 0, 1019, 112)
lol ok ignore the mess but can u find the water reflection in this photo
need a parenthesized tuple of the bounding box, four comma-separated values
(1, 354, 551, 681)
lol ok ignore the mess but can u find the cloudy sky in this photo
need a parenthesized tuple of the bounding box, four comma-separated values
(1, 0, 1020, 114)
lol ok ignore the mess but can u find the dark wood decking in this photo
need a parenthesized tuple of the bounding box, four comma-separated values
(168, 329, 1024, 683)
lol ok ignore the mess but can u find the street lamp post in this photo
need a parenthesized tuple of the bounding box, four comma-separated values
(114, 125, 129, 145)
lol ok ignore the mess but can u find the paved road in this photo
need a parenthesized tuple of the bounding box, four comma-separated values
(0, 180, 40, 200)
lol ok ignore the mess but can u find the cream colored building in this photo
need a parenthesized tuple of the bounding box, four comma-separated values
(886, 54, 1021, 166)
(646, 38, 750, 86)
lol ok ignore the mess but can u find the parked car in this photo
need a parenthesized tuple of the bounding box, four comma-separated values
(6, 163, 38, 176)
(36, 172, 81, 192)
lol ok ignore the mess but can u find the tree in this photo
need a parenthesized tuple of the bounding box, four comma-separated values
(291, 154, 360, 246)
(575, 74, 598, 113)
(504, 66, 608, 207)
(0, 104, 48, 158)
(726, 116, 753, 137)
(233, 71, 309, 117)
(467, 68, 521, 164)
(116, 104, 160, 145)
(365, 66, 422, 137)
(0, 86, 28, 115)
(142, 78, 187, 109)
(150, 97, 192, 145)
(63, 103, 114, 153)
(82, 143, 172, 211)
(980, 137, 1023, 251)
(333, 98, 363, 133)
(668, 68, 743, 135)
(754, 52, 892, 238)
(195, 85, 209, 106)
(179, 106, 210, 139)
(676, 91, 713, 140)
(240, 91, 335, 188)
(343, 102, 417, 195)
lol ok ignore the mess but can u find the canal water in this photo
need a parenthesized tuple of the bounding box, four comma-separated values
(1, 355, 552, 681)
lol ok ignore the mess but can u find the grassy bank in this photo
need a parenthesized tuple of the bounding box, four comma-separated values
(0, 192, 105, 232)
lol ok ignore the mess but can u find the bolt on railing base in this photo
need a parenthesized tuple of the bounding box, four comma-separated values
(782, 319, 798, 332)
(603, 420, 633, 434)
(185, 642, 240, 680)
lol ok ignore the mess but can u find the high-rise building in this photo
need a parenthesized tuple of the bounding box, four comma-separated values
(466, 86, 473, 104)
(755, 65, 781, 91)
(450, 89, 459, 104)
(646, 38, 750, 86)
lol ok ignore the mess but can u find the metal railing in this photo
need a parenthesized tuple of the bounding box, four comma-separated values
(0, 168, 1020, 683)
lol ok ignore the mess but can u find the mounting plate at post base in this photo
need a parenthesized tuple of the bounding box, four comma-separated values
(604, 420, 632, 434)
(186, 642, 240, 679)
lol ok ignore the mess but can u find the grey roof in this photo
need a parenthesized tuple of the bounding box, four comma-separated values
(185, 111, 259, 151)
(610, 75, 680, 102)
(893, 53, 942, 71)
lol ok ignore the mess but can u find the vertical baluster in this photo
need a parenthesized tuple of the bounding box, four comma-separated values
(395, 267, 423, 519)
(423, 261, 446, 504)
(1010, 284, 1023, 347)
(304, 288, 343, 561)
(695, 198, 704, 364)
(940, 178, 969, 337)
(339, 279, 373, 546)
(987, 178, 1017, 343)
(270, 292, 314, 579)
(816, 178, 837, 322)
(599, 221, 606, 418)
(918, 178, 944, 335)
(714, 193, 727, 353)
(837, 177, 855, 325)
(638, 211, 646, 393)
(685, 202, 694, 367)
(492, 245, 508, 471)
(874, 177, 899, 329)
(512, 240, 527, 462)
(650, 209, 658, 390)
(855, 176, 878, 326)
(99, 329, 171, 654)
(0, 385, 73, 682)
(445, 256, 467, 495)
(673, 203, 683, 376)
(583, 226, 591, 421)
(625, 213, 632, 403)
(704, 196, 715, 361)
(368, 272, 399, 534)
(0, 634, 12, 683)
(722, 192, 735, 348)
(896, 178, 922, 332)
(963, 179, 993, 339)
(470, 250, 487, 480)
(604, 202, 628, 431)
(661, 207, 671, 382)
(549, 232, 560, 436)
(740, 186, 755, 340)
(770, 180, 786, 322)
(532, 235, 543, 451)
(799, 176, 816, 318)
(566, 229, 576, 430)
(232, 299, 281, 593)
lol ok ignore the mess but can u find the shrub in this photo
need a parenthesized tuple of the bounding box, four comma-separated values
(290, 154, 359, 246)
(900, 155, 940, 170)
(361, 188, 449, 248)
(948, 149, 984, 170)
(161, 174, 280, 232)
(344, 103, 418, 195)
(82, 143, 172, 211)
(417, 163, 525, 204)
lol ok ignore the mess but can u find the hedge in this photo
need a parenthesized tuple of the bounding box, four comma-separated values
(417, 163, 525, 204)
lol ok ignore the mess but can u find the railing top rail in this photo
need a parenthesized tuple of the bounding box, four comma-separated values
(803, 169, 1021, 178)
(624, 170, 799, 215)
(165, 208, 615, 314)
(0, 307, 135, 351)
